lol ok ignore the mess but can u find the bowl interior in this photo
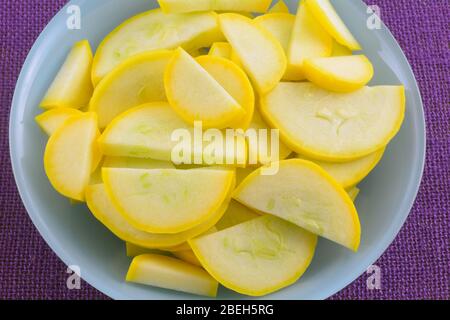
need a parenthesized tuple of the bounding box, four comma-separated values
(10, 0, 425, 299)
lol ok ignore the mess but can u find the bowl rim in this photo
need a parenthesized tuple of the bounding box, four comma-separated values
(9, 0, 426, 300)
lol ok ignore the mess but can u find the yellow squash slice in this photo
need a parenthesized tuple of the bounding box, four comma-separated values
(209, 42, 233, 59)
(297, 148, 385, 188)
(215, 200, 259, 231)
(126, 243, 168, 257)
(35, 108, 83, 136)
(303, 55, 374, 93)
(190, 215, 318, 296)
(347, 186, 360, 202)
(219, 13, 287, 94)
(103, 157, 175, 169)
(44, 113, 98, 201)
(165, 48, 245, 129)
(173, 250, 202, 267)
(287, 1, 332, 78)
(85, 184, 230, 249)
(331, 40, 352, 56)
(196, 55, 255, 129)
(269, 0, 290, 13)
(103, 167, 235, 233)
(40, 40, 93, 110)
(126, 254, 218, 297)
(92, 9, 223, 85)
(260, 82, 405, 161)
(158, 0, 272, 14)
(305, 0, 362, 51)
(254, 13, 301, 80)
(90, 50, 173, 128)
(232, 159, 361, 251)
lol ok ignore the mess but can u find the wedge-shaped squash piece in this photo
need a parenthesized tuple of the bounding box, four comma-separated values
(209, 42, 232, 59)
(190, 215, 317, 296)
(260, 82, 405, 161)
(303, 55, 374, 93)
(85, 184, 229, 249)
(126, 243, 168, 257)
(305, 0, 361, 51)
(36, 108, 83, 136)
(196, 55, 254, 129)
(103, 168, 234, 233)
(103, 157, 175, 169)
(41, 40, 93, 110)
(331, 40, 352, 56)
(165, 48, 245, 129)
(297, 148, 385, 188)
(90, 50, 172, 129)
(247, 109, 293, 166)
(99, 102, 247, 166)
(44, 113, 98, 201)
(347, 186, 360, 202)
(219, 13, 287, 94)
(216, 200, 259, 231)
(269, 0, 290, 13)
(233, 159, 361, 250)
(254, 13, 300, 80)
(92, 9, 223, 85)
(158, 0, 272, 14)
(287, 1, 332, 78)
(126, 254, 218, 297)
(173, 250, 202, 267)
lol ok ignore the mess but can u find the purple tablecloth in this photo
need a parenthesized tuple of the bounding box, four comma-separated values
(0, 0, 448, 300)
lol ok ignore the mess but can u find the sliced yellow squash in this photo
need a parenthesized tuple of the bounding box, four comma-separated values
(296, 148, 385, 188)
(158, 0, 272, 14)
(44, 113, 98, 201)
(103, 157, 175, 169)
(90, 50, 173, 128)
(232, 159, 361, 251)
(269, 0, 290, 13)
(85, 184, 230, 249)
(209, 42, 232, 59)
(40, 40, 93, 110)
(331, 40, 352, 56)
(287, 1, 332, 78)
(35, 108, 83, 136)
(254, 13, 301, 81)
(196, 55, 255, 129)
(216, 200, 259, 231)
(305, 0, 361, 51)
(260, 82, 405, 161)
(347, 186, 360, 202)
(103, 167, 235, 233)
(126, 243, 168, 257)
(219, 13, 287, 94)
(126, 254, 218, 297)
(173, 250, 202, 267)
(303, 55, 374, 93)
(190, 215, 317, 296)
(165, 48, 245, 129)
(92, 9, 223, 85)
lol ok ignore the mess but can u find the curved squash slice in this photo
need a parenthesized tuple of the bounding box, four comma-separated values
(44, 113, 98, 201)
(103, 168, 235, 233)
(219, 13, 287, 94)
(269, 0, 290, 14)
(331, 40, 352, 56)
(190, 215, 317, 296)
(216, 200, 259, 231)
(40, 40, 93, 110)
(126, 254, 218, 297)
(196, 55, 254, 129)
(173, 250, 202, 267)
(209, 42, 233, 59)
(260, 82, 405, 161)
(36, 108, 83, 136)
(103, 157, 175, 169)
(296, 148, 385, 188)
(85, 184, 230, 249)
(90, 50, 173, 128)
(232, 159, 361, 251)
(303, 55, 374, 93)
(287, 1, 332, 79)
(158, 0, 272, 14)
(254, 13, 301, 81)
(92, 9, 223, 85)
(305, 0, 361, 51)
(165, 48, 245, 129)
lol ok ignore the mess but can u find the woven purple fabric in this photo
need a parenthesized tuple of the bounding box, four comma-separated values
(0, 0, 448, 300)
